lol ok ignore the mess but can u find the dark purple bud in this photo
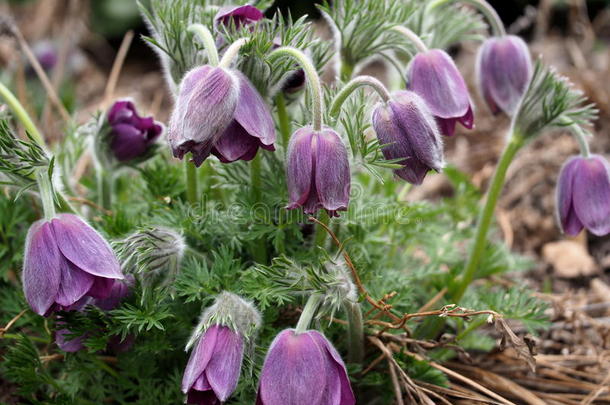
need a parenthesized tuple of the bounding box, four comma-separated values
(257, 329, 355, 405)
(556, 155, 610, 237)
(286, 126, 350, 217)
(168, 66, 239, 166)
(182, 325, 244, 405)
(372, 90, 444, 185)
(22, 214, 123, 316)
(211, 72, 275, 162)
(32, 40, 58, 72)
(476, 35, 532, 116)
(107, 100, 162, 162)
(407, 49, 474, 136)
(93, 275, 134, 311)
(55, 325, 86, 353)
(214, 5, 264, 30)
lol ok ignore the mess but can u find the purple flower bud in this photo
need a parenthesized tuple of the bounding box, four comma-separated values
(407, 49, 474, 136)
(211, 72, 275, 163)
(556, 155, 610, 236)
(93, 275, 134, 311)
(168, 66, 240, 166)
(214, 5, 264, 30)
(372, 90, 444, 185)
(22, 214, 123, 316)
(476, 35, 532, 115)
(32, 40, 58, 72)
(182, 325, 244, 405)
(55, 325, 86, 352)
(107, 100, 162, 162)
(286, 127, 350, 217)
(257, 329, 355, 405)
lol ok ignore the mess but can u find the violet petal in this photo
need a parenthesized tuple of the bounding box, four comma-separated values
(205, 326, 244, 401)
(286, 127, 315, 209)
(314, 128, 350, 213)
(572, 156, 610, 236)
(182, 325, 220, 393)
(233, 72, 275, 146)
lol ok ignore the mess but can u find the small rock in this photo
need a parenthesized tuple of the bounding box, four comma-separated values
(542, 240, 598, 278)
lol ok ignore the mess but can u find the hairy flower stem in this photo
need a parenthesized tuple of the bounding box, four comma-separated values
(568, 123, 591, 158)
(185, 159, 198, 205)
(275, 93, 291, 155)
(97, 169, 114, 210)
(345, 301, 364, 364)
(218, 38, 249, 68)
(36, 168, 56, 220)
(187, 24, 220, 66)
(427, 0, 506, 37)
(295, 293, 323, 334)
(269, 47, 324, 131)
(392, 26, 429, 53)
(329, 76, 391, 118)
(250, 153, 268, 263)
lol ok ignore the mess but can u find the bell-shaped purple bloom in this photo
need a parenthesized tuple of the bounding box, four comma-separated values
(372, 90, 444, 185)
(211, 72, 275, 163)
(407, 49, 474, 137)
(22, 214, 123, 316)
(257, 329, 355, 405)
(168, 65, 240, 166)
(556, 155, 610, 236)
(214, 5, 264, 30)
(476, 35, 532, 115)
(286, 126, 350, 217)
(182, 324, 244, 405)
(93, 275, 134, 311)
(107, 100, 162, 162)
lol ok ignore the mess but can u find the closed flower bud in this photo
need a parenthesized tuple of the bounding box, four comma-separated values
(556, 155, 610, 236)
(55, 325, 86, 353)
(372, 90, 444, 185)
(214, 5, 263, 30)
(168, 65, 240, 166)
(182, 292, 261, 405)
(257, 329, 355, 405)
(211, 72, 276, 163)
(93, 275, 134, 311)
(286, 126, 350, 217)
(407, 49, 474, 137)
(22, 214, 124, 316)
(476, 35, 532, 115)
(106, 100, 162, 162)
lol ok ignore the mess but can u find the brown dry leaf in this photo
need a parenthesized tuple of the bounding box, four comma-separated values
(495, 318, 537, 373)
(542, 240, 598, 278)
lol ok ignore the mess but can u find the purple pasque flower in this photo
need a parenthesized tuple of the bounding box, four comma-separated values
(476, 35, 532, 115)
(407, 49, 474, 137)
(55, 325, 86, 352)
(286, 126, 350, 217)
(214, 5, 264, 30)
(93, 274, 134, 311)
(556, 155, 610, 236)
(182, 325, 245, 405)
(372, 90, 444, 185)
(211, 71, 275, 163)
(257, 329, 355, 405)
(22, 214, 123, 316)
(107, 100, 162, 162)
(168, 66, 275, 166)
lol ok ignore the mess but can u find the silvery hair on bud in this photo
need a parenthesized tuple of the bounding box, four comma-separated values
(324, 258, 358, 309)
(186, 291, 262, 351)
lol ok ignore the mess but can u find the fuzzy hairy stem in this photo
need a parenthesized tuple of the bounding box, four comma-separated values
(345, 301, 364, 364)
(330, 75, 391, 118)
(295, 294, 323, 334)
(218, 37, 249, 68)
(392, 26, 428, 53)
(427, 0, 506, 37)
(0, 81, 45, 146)
(97, 169, 114, 210)
(188, 23, 220, 66)
(36, 168, 56, 220)
(250, 154, 268, 263)
(275, 93, 291, 155)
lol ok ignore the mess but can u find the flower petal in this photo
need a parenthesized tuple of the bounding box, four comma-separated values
(55, 257, 94, 307)
(206, 326, 244, 401)
(22, 221, 61, 315)
(314, 128, 350, 213)
(556, 157, 583, 236)
(286, 127, 315, 209)
(182, 325, 220, 393)
(233, 72, 275, 146)
(572, 156, 610, 236)
(212, 121, 260, 163)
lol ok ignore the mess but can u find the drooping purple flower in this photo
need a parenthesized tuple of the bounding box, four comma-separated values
(286, 126, 350, 217)
(476, 35, 532, 115)
(107, 100, 162, 162)
(556, 155, 610, 236)
(182, 325, 245, 405)
(55, 325, 86, 352)
(257, 329, 355, 405)
(22, 214, 123, 316)
(93, 275, 134, 311)
(214, 5, 264, 30)
(211, 72, 275, 162)
(372, 90, 444, 185)
(407, 49, 474, 137)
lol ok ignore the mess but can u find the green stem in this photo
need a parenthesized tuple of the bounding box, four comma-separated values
(36, 168, 56, 220)
(392, 26, 429, 53)
(96, 169, 114, 210)
(295, 293, 323, 334)
(275, 93, 291, 154)
(569, 124, 591, 158)
(0, 81, 45, 147)
(250, 154, 268, 263)
(218, 37, 249, 68)
(329, 75, 391, 118)
(185, 159, 198, 205)
(269, 47, 324, 131)
(188, 24, 220, 66)
(426, 0, 506, 37)
(345, 301, 364, 364)
(452, 133, 524, 302)
(313, 210, 330, 248)
(340, 61, 354, 82)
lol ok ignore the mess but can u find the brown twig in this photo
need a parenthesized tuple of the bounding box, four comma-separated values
(0, 309, 27, 337)
(101, 30, 135, 110)
(67, 196, 112, 215)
